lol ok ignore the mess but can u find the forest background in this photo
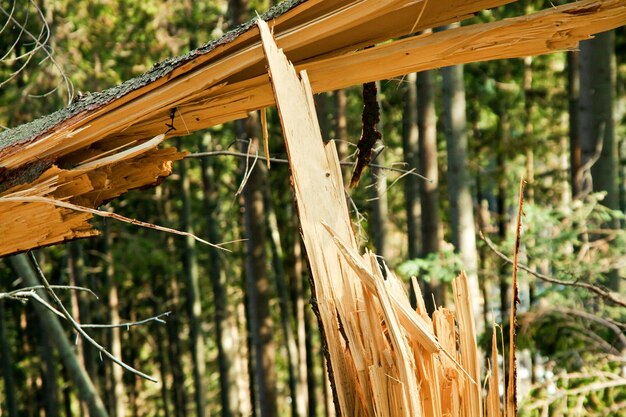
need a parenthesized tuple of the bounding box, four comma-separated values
(1, 1, 625, 417)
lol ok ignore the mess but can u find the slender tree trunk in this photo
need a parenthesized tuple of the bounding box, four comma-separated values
(579, 31, 619, 291)
(417, 67, 444, 311)
(67, 241, 90, 417)
(315, 92, 331, 142)
(239, 114, 279, 417)
(0, 302, 18, 417)
(199, 134, 245, 417)
(9, 254, 109, 417)
(496, 108, 510, 320)
(37, 309, 60, 417)
(335, 89, 351, 182)
(567, 51, 582, 198)
(102, 221, 126, 417)
(265, 192, 307, 417)
(402, 72, 421, 309)
(166, 271, 187, 417)
(441, 52, 480, 326)
(177, 139, 207, 417)
(292, 225, 312, 417)
(402, 72, 420, 260)
(152, 295, 171, 417)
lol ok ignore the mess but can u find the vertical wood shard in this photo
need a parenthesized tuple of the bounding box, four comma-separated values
(259, 18, 498, 417)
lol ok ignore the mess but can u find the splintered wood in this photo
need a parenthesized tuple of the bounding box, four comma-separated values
(0, 140, 185, 256)
(2, 0, 624, 257)
(259, 19, 505, 417)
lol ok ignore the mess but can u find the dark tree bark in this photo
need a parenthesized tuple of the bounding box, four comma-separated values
(37, 310, 60, 417)
(265, 191, 307, 417)
(177, 138, 207, 417)
(0, 303, 18, 417)
(335, 89, 351, 182)
(239, 113, 279, 417)
(579, 30, 619, 291)
(369, 81, 390, 262)
(496, 106, 510, 318)
(567, 51, 582, 198)
(402, 72, 420, 261)
(199, 135, 247, 417)
(102, 221, 126, 417)
(441, 55, 480, 325)
(417, 68, 444, 311)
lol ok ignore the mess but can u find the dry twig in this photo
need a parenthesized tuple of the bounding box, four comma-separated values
(186, 149, 431, 181)
(479, 232, 626, 309)
(0, 195, 230, 252)
(27, 252, 158, 382)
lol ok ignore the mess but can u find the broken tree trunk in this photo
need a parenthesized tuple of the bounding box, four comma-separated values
(259, 19, 494, 417)
(1, 0, 625, 257)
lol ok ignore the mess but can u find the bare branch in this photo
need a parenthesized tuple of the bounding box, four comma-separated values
(0, 284, 98, 301)
(26, 252, 158, 383)
(0, 195, 231, 252)
(0, 0, 74, 103)
(81, 312, 171, 330)
(479, 231, 626, 309)
(186, 149, 432, 182)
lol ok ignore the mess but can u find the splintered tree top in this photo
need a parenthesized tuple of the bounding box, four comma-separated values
(0, 0, 624, 257)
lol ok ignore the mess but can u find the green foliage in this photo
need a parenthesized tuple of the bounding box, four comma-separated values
(397, 244, 464, 283)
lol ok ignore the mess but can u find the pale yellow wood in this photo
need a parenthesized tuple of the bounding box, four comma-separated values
(114, 0, 626, 146)
(259, 16, 506, 417)
(453, 272, 482, 417)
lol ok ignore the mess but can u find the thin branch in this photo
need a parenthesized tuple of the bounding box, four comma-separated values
(0, 1, 74, 103)
(0, 285, 98, 301)
(479, 232, 626, 309)
(81, 312, 171, 330)
(27, 252, 158, 383)
(506, 178, 525, 417)
(235, 139, 260, 196)
(186, 150, 432, 182)
(0, 195, 231, 252)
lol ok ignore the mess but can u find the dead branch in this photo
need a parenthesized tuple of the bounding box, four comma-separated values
(186, 149, 432, 182)
(0, 195, 230, 252)
(479, 232, 626, 309)
(0, 0, 74, 103)
(80, 312, 171, 330)
(0, 285, 98, 301)
(506, 178, 525, 417)
(26, 252, 158, 382)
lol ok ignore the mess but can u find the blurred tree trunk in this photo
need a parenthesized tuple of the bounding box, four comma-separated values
(67, 241, 90, 417)
(265, 192, 307, 417)
(402, 73, 420, 261)
(239, 113, 279, 417)
(579, 31, 619, 291)
(402, 72, 421, 309)
(177, 139, 207, 417)
(417, 67, 444, 312)
(441, 51, 480, 325)
(315, 92, 332, 142)
(567, 51, 582, 198)
(102, 221, 126, 417)
(0, 303, 18, 417)
(9, 254, 109, 417)
(37, 308, 60, 417)
(496, 105, 510, 319)
(199, 135, 247, 417)
(335, 90, 351, 182)
(229, 0, 278, 411)
(162, 229, 188, 417)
